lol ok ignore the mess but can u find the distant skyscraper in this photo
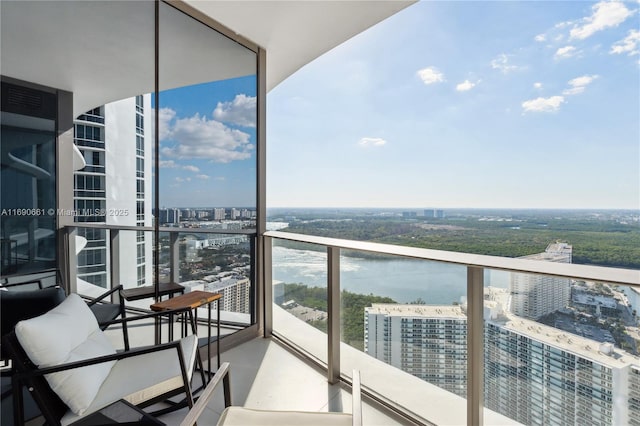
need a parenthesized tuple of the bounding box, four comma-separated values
(423, 209, 445, 218)
(509, 242, 572, 319)
(159, 208, 181, 225)
(213, 208, 226, 220)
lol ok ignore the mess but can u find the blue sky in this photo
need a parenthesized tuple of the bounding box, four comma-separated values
(157, 77, 257, 208)
(158, 1, 639, 210)
(267, 1, 640, 210)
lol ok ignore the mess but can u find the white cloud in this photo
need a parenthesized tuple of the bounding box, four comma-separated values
(533, 82, 543, 89)
(563, 74, 599, 95)
(158, 108, 176, 140)
(161, 113, 253, 163)
(570, 1, 634, 40)
(555, 45, 577, 59)
(522, 96, 565, 113)
(182, 165, 200, 172)
(358, 137, 387, 147)
(456, 80, 477, 92)
(195, 174, 210, 180)
(160, 160, 177, 168)
(534, 34, 546, 42)
(214, 176, 226, 181)
(611, 29, 640, 55)
(491, 54, 520, 74)
(212, 94, 256, 128)
(175, 177, 191, 183)
(416, 67, 445, 84)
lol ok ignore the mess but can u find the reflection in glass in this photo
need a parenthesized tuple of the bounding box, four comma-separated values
(154, 2, 258, 332)
(1, 81, 57, 275)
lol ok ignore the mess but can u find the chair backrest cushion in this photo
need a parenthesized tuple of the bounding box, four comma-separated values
(0, 286, 66, 337)
(15, 293, 116, 415)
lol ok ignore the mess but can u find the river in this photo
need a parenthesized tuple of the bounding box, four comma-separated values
(272, 245, 510, 304)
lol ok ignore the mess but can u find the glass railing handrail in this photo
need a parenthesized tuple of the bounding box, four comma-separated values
(65, 224, 257, 235)
(265, 230, 640, 287)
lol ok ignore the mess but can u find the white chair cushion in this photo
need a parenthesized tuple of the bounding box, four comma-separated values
(60, 334, 198, 425)
(217, 407, 353, 426)
(15, 293, 116, 415)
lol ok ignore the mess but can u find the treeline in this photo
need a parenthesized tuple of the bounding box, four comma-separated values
(282, 283, 396, 351)
(282, 218, 640, 269)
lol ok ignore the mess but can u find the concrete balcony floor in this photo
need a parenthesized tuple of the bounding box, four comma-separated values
(157, 336, 410, 425)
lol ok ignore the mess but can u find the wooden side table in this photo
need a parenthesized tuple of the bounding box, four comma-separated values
(121, 282, 185, 302)
(150, 291, 223, 381)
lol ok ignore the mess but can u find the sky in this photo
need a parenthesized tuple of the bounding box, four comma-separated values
(158, 1, 639, 210)
(266, 0, 640, 210)
(157, 77, 257, 208)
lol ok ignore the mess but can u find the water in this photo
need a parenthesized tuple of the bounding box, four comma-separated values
(272, 245, 510, 304)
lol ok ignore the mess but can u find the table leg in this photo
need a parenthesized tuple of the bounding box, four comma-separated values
(207, 301, 211, 383)
(217, 298, 221, 369)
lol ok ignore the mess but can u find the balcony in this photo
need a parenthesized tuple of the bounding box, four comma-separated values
(2, 1, 639, 425)
(12, 224, 622, 425)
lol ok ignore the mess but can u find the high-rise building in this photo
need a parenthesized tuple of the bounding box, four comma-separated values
(365, 304, 468, 397)
(159, 208, 181, 225)
(206, 276, 251, 314)
(213, 208, 226, 220)
(365, 299, 640, 425)
(73, 95, 152, 289)
(509, 242, 573, 319)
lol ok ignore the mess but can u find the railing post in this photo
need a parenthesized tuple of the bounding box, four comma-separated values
(328, 246, 341, 384)
(467, 266, 484, 426)
(66, 226, 78, 295)
(110, 229, 120, 302)
(169, 231, 180, 284)
(263, 236, 273, 337)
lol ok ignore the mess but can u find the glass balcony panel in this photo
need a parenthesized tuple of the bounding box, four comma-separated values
(339, 249, 468, 422)
(172, 231, 253, 326)
(152, 2, 258, 335)
(156, 2, 258, 230)
(272, 239, 328, 364)
(483, 267, 635, 425)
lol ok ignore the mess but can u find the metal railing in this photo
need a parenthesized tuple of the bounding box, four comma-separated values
(62, 224, 257, 326)
(263, 230, 640, 426)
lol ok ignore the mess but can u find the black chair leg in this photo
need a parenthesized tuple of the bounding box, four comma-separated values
(11, 375, 23, 426)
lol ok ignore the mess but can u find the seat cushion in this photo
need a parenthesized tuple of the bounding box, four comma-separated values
(15, 293, 116, 416)
(217, 407, 353, 426)
(60, 334, 198, 426)
(88, 303, 121, 328)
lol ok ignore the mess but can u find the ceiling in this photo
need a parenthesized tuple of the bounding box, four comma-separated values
(1, 0, 414, 116)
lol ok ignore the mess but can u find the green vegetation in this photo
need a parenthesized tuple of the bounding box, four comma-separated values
(280, 213, 640, 269)
(282, 283, 396, 351)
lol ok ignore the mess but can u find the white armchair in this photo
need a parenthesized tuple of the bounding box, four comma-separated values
(5, 293, 199, 425)
(180, 363, 362, 426)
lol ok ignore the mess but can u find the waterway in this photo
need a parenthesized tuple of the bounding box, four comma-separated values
(272, 245, 510, 304)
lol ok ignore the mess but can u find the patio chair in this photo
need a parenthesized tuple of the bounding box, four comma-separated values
(179, 363, 362, 426)
(0, 286, 67, 424)
(0, 269, 129, 349)
(3, 293, 201, 426)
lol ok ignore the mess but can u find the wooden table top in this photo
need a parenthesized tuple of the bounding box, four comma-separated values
(150, 290, 221, 312)
(121, 282, 185, 301)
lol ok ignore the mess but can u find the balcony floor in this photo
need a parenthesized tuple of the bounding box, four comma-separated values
(156, 336, 411, 425)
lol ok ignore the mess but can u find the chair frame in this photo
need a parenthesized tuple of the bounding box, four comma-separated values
(1, 271, 130, 349)
(3, 306, 204, 426)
